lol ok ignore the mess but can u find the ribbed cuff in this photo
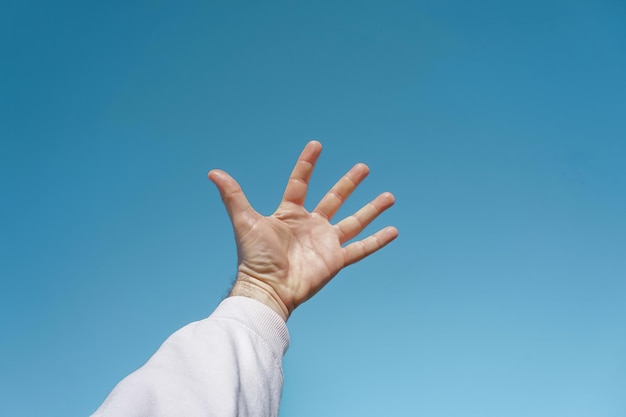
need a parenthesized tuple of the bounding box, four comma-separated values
(211, 296, 290, 359)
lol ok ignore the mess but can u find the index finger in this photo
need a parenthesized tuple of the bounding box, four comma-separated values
(281, 141, 322, 205)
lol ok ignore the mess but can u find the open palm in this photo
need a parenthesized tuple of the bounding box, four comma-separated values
(208, 141, 397, 320)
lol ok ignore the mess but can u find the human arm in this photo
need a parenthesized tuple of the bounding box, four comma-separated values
(92, 141, 397, 416)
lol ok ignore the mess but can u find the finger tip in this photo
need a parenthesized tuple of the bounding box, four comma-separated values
(382, 191, 395, 204)
(386, 226, 399, 239)
(355, 162, 370, 174)
(208, 169, 227, 183)
(308, 140, 323, 152)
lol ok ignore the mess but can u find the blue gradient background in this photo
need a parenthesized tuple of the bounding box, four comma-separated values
(1, 1, 625, 416)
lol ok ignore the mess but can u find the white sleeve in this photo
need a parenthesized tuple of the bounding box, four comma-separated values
(91, 296, 290, 417)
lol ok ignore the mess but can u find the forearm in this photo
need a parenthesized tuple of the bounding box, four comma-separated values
(92, 297, 290, 417)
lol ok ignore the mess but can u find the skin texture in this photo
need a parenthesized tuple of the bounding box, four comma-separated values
(208, 141, 398, 321)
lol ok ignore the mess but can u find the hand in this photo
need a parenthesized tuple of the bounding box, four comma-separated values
(208, 141, 398, 321)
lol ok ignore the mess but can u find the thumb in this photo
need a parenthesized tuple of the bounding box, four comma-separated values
(208, 169, 254, 224)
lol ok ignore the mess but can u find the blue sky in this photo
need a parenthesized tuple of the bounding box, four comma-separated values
(1, 0, 625, 415)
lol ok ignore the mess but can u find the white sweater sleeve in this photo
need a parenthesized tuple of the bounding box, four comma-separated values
(91, 296, 290, 417)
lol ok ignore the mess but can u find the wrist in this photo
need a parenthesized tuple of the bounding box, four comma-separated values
(229, 275, 290, 321)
